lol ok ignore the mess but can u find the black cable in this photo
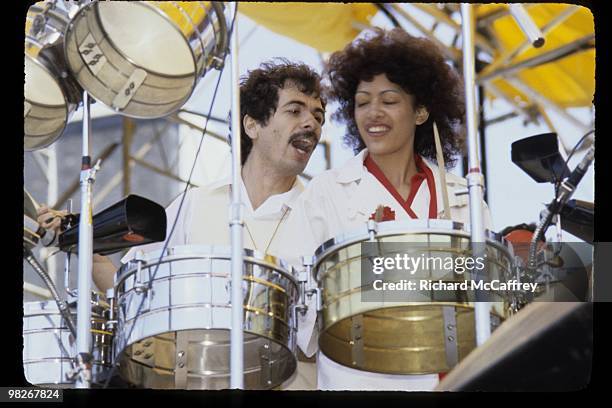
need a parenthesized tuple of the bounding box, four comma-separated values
(102, 6, 238, 389)
(554, 129, 595, 196)
(177, 108, 229, 124)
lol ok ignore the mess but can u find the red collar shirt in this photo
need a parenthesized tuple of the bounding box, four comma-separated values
(286, 149, 492, 259)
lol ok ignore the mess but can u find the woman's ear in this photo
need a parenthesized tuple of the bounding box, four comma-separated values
(415, 106, 429, 125)
(243, 115, 258, 140)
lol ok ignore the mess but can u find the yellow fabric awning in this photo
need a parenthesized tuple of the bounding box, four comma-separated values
(477, 4, 594, 108)
(237, 3, 594, 108)
(238, 2, 378, 53)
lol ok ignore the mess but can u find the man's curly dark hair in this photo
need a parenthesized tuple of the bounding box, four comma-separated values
(236, 58, 326, 165)
(324, 28, 465, 168)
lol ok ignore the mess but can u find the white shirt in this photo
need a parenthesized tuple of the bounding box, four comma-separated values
(120, 177, 315, 350)
(120, 175, 319, 390)
(120, 176, 313, 343)
(122, 176, 304, 263)
(285, 148, 492, 390)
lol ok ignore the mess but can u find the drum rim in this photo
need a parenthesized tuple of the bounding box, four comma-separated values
(65, 1, 204, 85)
(24, 53, 71, 150)
(114, 244, 298, 289)
(25, 51, 77, 104)
(25, 4, 78, 104)
(114, 327, 297, 388)
(314, 219, 509, 256)
(312, 220, 512, 279)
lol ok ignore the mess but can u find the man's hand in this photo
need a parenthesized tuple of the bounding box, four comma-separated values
(36, 205, 68, 233)
(35, 205, 118, 291)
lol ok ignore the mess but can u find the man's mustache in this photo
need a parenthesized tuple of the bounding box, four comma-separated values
(288, 131, 318, 144)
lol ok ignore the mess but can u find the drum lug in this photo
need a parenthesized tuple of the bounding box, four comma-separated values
(210, 55, 225, 70)
(349, 315, 365, 367)
(297, 273, 308, 314)
(442, 306, 459, 369)
(78, 34, 107, 76)
(175, 331, 189, 389)
(134, 257, 149, 294)
(259, 340, 273, 387)
(105, 288, 117, 333)
(112, 68, 147, 111)
(132, 258, 151, 312)
(133, 283, 149, 295)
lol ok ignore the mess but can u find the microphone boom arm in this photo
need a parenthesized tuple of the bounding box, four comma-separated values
(528, 143, 595, 269)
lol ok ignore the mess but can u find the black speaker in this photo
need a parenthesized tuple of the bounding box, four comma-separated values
(58, 195, 166, 255)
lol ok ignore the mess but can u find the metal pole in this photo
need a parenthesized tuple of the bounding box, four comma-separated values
(228, 3, 244, 389)
(509, 4, 545, 48)
(461, 3, 491, 346)
(75, 91, 95, 388)
(477, 34, 594, 84)
(46, 144, 59, 288)
(122, 118, 135, 196)
(477, 84, 488, 203)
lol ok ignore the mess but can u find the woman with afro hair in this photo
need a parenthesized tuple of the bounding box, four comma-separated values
(285, 27, 493, 390)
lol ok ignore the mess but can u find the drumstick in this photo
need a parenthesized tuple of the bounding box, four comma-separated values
(433, 121, 451, 219)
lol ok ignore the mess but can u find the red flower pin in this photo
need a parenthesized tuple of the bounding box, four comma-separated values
(369, 205, 396, 222)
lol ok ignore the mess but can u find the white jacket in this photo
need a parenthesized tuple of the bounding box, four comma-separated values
(285, 148, 492, 390)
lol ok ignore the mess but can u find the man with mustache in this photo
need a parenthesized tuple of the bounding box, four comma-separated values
(36, 59, 326, 390)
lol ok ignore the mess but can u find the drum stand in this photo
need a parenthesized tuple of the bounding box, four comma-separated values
(72, 91, 101, 389)
(227, 3, 245, 389)
(461, 4, 492, 346)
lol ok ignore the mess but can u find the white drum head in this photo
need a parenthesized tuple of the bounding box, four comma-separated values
(25, 55, 65, 107)
(97, 2, 195, 76)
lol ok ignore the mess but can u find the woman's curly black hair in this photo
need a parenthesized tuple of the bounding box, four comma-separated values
(324, 28, 465, 168)
(237, 58, 326, 165)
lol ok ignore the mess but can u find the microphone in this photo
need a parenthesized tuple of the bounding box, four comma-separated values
(528, 144, 595, 268)
(548, 144, 595, 216)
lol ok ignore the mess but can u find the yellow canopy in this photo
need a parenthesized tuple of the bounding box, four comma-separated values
(237, 3, 594, 109)
(477, 4, 595, 108)
(238, 2, 378, 53)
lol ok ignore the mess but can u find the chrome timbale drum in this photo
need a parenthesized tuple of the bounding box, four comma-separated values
(25, 2, 83, 151)
(64, 1, 228, 118)
(113, 245, 299, 389)
(22, 296, 113, 387)
(313, 219, 514, 375)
